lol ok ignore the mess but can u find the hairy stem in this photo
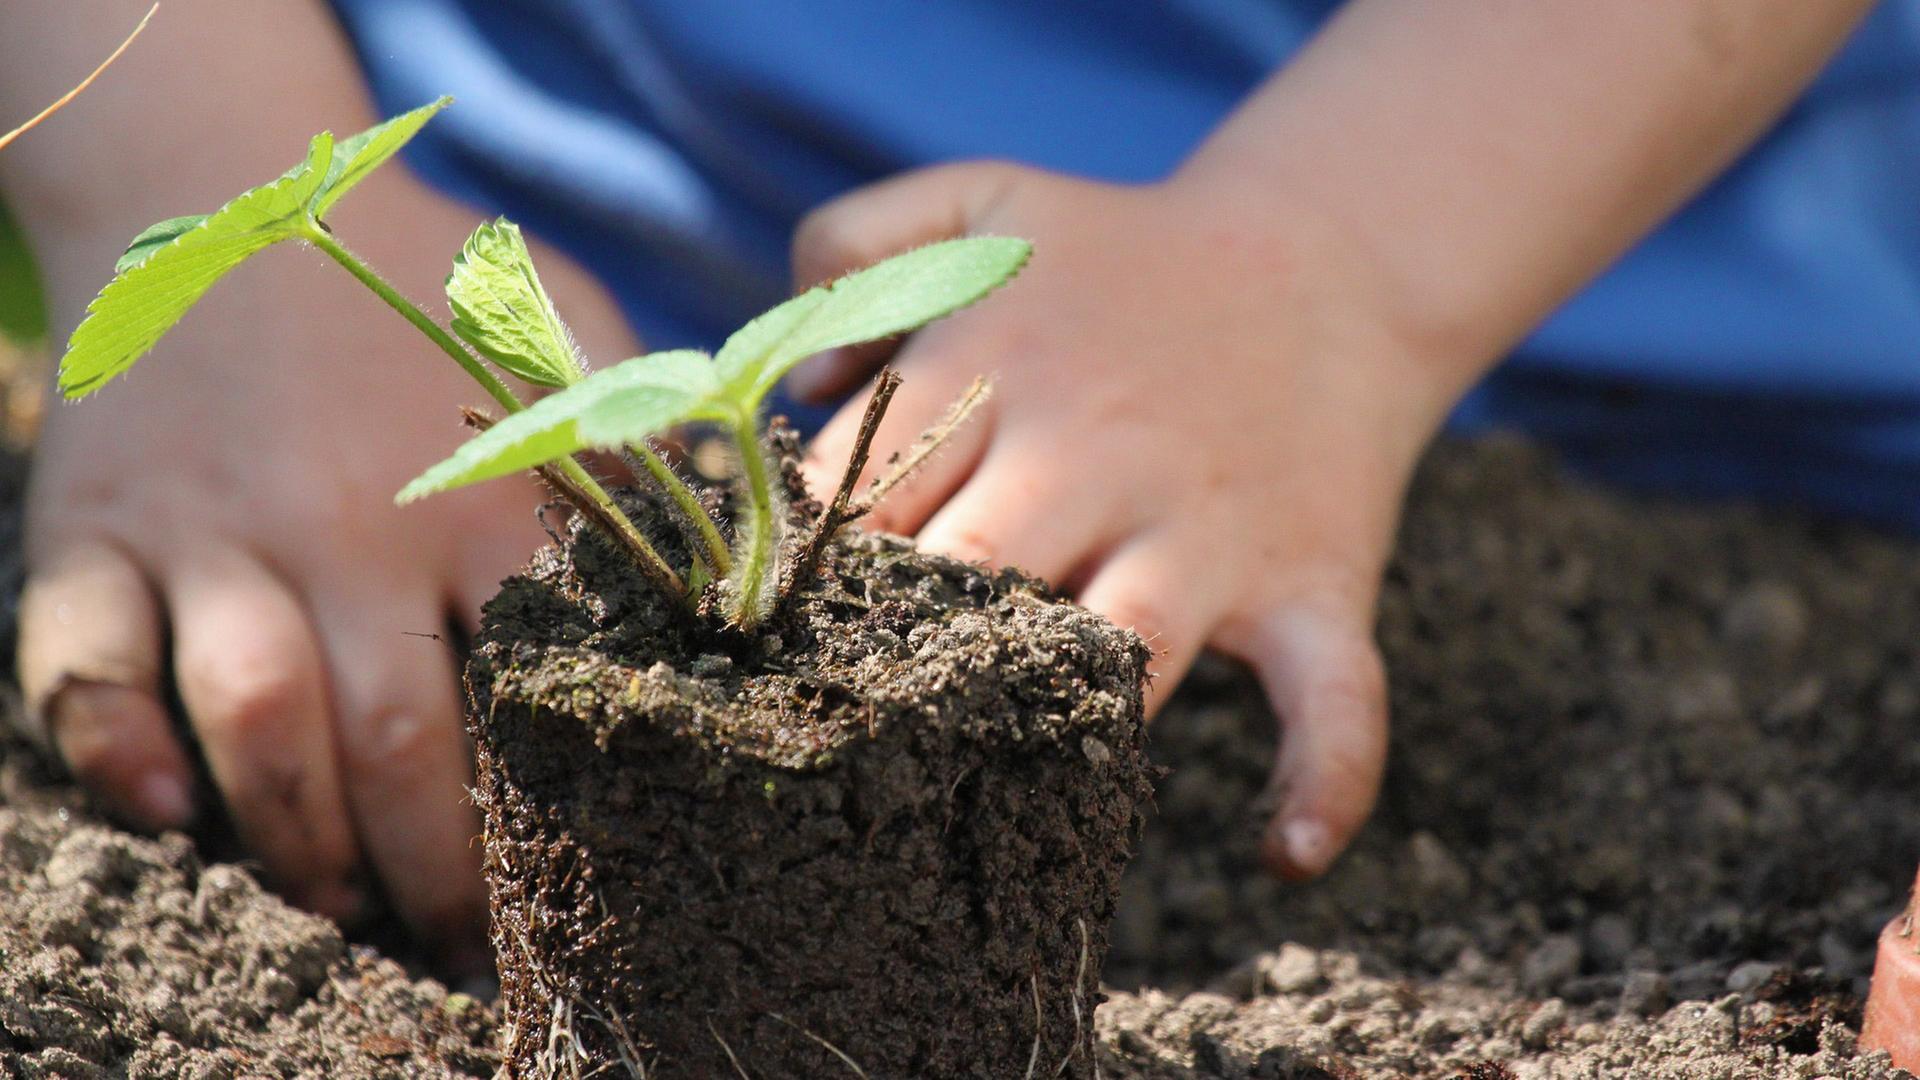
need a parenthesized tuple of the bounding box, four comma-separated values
(628, 440, 731, 577)
(727, 410, 780, 628)
(462, 410, 686, 598)
(306, 223, 683, 594)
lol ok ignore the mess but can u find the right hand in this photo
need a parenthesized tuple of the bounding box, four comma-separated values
(4, 0, 637, 971)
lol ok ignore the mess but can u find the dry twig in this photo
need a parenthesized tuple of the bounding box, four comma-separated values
(854, 375, 990, 516)
(783, 368, 901, 598)
(0, 4, 158, 152)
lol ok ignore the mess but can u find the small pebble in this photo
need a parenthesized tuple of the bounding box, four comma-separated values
(1521, 998, 1568, 1049)
(1406, 831, 1471, 899)
(1522, 934, 1583, 993)
(1721, 580, 1808, 656)
(1620, 970, 1670, 1017)
(1726, 960, 1781, 995)
(1263, 943, 1324, 996)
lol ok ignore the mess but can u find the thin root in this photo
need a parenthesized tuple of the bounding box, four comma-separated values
(767, 1012, 870, 1078)
(1025, 972, 1045, 1080)
(1055, 919, 1091, 1076)
(708, 1018, 754, 1080)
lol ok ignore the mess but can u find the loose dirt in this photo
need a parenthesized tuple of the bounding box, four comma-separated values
(2, 436, 1915, 1078)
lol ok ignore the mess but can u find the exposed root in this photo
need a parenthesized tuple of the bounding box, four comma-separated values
(853, 376, 990, 516)
(1025, 972, 1045, 1080)
(783, 368, 901, 603)
(501, 921, 652, 1080)
(767, 1012, 870, 1078)
(1055, 919, 1092, 1076)
(578, 999, 652, 1079)
(708, 1018, 753, 1080)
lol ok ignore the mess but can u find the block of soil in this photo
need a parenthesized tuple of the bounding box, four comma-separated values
(467, 500, 1153, 1078)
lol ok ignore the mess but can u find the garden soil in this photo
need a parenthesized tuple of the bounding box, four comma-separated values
(469, 509, 1151, 1077)
(1, 435, 1916, 1078)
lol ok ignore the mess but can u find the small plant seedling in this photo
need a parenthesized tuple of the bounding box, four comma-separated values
(58, 98, 1029, 627)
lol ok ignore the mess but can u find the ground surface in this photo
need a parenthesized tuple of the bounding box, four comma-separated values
(1, 436, 1916, 1078)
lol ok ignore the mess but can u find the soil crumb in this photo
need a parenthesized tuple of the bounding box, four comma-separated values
(3, 437, 1917, 1078)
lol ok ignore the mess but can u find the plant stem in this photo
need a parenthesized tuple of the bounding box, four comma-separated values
(304, 222, 522, 413)
(728, 410, 778, 627)
(628, 440, 732, 577)
(303, 221, 684, 594)
(784, 368, 900, 609)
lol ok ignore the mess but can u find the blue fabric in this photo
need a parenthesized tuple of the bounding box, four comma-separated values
(326, 0, 1920, 531)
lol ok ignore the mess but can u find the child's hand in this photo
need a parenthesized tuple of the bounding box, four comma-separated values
(788, 0, 1876, 877)
(3, 0, 640, 970)
(792, 163, 1465, 878)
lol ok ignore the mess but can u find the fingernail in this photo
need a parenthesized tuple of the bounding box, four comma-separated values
(1283, 818, 1332, 877)
(135, 772, 194, 829)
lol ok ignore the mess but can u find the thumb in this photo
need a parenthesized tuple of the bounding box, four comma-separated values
(1226, 598, 1389, 882)
(785, 161, 1023, 401)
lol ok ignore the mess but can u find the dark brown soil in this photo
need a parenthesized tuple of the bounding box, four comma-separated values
(2, 435, 1917, 1078)
(0, 741, 498, 1078)
(468, 492, 1153, 1078)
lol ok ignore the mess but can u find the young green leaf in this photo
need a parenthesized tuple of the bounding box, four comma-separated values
(58, 131, 334, 399)
(116, 215, 211, 274)
(714, 235, 1031, 407)
(0, 190, 49, 348)
(312, 96, 451, 218)
(446, 219, 582, 389)
(396, 349, 724, 502)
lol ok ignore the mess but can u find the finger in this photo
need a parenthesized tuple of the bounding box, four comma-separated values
(916, 442, 1115, 585)
(791, 161, 1022, 289)
(801, 364, 993, 536)
(1222, 599, 1388, 882)
(1075, 536, 1218, 720)
(309, 587, 487, 966)
(167, 552, 365, 921)
(787, 162, 1024, 399)
(785, 343, 894, 405)
(17, 541, 195, 830)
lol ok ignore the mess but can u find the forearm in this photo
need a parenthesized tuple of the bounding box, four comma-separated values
(1177, 0, 1875, 395)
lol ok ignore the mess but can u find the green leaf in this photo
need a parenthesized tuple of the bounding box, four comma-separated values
(397, 349, 724, 502)
(709, 288, 828, 391)
(312, 96, 450, 218)
(446, 219, 582, 389)
(116, 215, 210, 274)
(58, 131, 333, 399)
(714, 235, 1031, 407)
(0, 189, 49, 348)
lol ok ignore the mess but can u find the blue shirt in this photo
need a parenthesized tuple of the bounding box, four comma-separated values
(326, 0, 1920, 529)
